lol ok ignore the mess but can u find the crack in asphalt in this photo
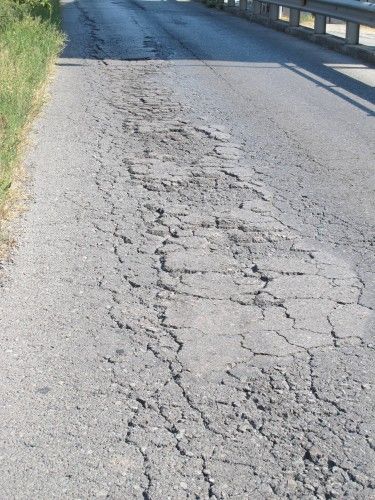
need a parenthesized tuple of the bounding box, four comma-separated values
(0, 0, 374, 498)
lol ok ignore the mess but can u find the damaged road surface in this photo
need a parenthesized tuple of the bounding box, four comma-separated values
(0, 0, 374, 498)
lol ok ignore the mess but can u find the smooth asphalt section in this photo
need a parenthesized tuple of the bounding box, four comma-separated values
(0, 0, 374, 498)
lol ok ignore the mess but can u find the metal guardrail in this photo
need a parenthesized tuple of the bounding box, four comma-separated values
(222, 0, 375, 44)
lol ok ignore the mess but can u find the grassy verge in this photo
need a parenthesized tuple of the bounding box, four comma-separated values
(0, 0, 64, 218)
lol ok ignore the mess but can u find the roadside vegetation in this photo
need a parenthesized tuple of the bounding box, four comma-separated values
(0, 0, 64, 219)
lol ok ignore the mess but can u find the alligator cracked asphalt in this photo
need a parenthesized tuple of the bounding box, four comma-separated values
(1, 0, 375, 498)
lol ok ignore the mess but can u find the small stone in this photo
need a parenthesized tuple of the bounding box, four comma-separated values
(36, 387, 51, 395)
(305, 446, 324, 464)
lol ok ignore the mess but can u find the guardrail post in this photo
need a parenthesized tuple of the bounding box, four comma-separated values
(346, 22, 360, 44)
(314, 14, 326, 34)
(252, 0, 262, 14)
(239, 0, 247, 11)
(269, 4, 279, 20)
(289, 8, 300, 27)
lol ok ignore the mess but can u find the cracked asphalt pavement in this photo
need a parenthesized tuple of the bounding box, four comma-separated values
(0, 0, 375, 498)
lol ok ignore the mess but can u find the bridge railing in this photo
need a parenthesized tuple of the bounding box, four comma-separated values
(220, 0, 375, 45)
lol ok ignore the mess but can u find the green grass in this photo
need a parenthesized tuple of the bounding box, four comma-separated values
(0, 0, 64, 208)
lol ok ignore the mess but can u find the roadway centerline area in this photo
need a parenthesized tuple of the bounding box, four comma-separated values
(0, 0, 374, 498)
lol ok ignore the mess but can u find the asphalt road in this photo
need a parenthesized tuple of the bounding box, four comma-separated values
(0, 0, 374, 498)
